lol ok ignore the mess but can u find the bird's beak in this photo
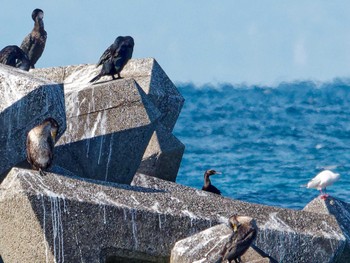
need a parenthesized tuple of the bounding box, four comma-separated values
(233, 224, 238, 232)
(214, 171, 222, 175)
(51, 130, 57, 143)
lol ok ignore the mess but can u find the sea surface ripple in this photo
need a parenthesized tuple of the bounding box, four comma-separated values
(173, 80, 350, 209)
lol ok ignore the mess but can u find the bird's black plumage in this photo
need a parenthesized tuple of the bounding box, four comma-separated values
(96, 36, 124, 68)
(20, 8, 47, 69)
(90, 36, 134, 83)
(216, 215, 257, 263)
(202, 169, 221, 195)
(0, 45, 30, 71)
(26, 118, 59, 176)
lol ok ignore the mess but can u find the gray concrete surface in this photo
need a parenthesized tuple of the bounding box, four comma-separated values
(0, 169, 346, 263)
(0, 64, 66, 177)
(137, 124, 185, 182)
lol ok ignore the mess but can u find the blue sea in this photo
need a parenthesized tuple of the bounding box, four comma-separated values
(173, 80, 350, 210)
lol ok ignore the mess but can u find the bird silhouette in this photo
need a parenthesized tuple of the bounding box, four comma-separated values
(0, 45, 30, 71)
(20, 8, 47, 69)
(215, 215, 257, 263)
(202, 169, 221, 195)
(90, 36, 134, 83)
(26, 118, 59, 176)
(305, 170, 340, 199)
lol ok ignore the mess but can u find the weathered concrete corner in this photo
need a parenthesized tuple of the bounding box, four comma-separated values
(303, 197, 350, 262)
(122, 58, 184, 132)
(137, 124, 185, 182)
(59, 78, 160, 184)
(170, 224, 272, 263)
(0, 64, 66, 177)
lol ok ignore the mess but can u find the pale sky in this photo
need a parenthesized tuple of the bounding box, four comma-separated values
(2, 1, 350, 86)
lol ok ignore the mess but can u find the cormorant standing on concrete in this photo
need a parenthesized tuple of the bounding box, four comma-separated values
(90, 36, 134, 83)
(202, 169, 221, 195)
(20, 8, 47, 69)
(215, 215, 257, 263)
(0, 45, 30, 71)
(26, 118, 59, 176)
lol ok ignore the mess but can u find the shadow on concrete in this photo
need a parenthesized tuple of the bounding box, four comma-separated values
(0, 83, 66, 181)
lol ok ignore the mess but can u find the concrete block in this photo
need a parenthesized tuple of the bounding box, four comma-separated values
(132, 174, 346, 263)
(122, 58, 185, 132)
(0, 64, 66, 177)
(31, 59, 184, 183)
(137, 124, 185, 182)
(31, 58, 185, 132)
(170, 224, 272, 263)
(0, 169, 346, 262)
(56, 77, 160, 184)
(303, 197, 350, 262)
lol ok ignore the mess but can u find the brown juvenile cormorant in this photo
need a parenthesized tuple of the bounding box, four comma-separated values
(202, 169, 221, 195)
(215, 215, 258, 263)
(90, 36, 134, 83)
(26, 118, 59, 176)
(20, 8, 47, 69)
(0, 45, 30, 71)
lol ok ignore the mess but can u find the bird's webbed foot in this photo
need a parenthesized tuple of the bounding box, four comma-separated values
(39, 169, 47, 176)
(320, 194, 329, 200)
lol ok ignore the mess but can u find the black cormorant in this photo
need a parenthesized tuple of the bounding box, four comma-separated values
(90, 36, 134, 83)
(215, 215, 257, 263)
(0, 45, 30, 71)
(202, 169, 221, 195)
(20, 8, 47, 69)
(26, 118, 59, 176)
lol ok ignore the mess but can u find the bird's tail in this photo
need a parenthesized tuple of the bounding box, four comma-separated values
(89, 74, 101, 83)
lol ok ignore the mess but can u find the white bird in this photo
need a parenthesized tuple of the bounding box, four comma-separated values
(306, 170, 340, 199)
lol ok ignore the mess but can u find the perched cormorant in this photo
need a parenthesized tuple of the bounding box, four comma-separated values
(215, 215, 257, 263)
(20, 8, 47, 69)
(0, 45, 30, 71)
(26, 118, 59, 176)
(202, 169, 221, 195)
(305, 170, 340, 200)
(90, 36, 134, 83)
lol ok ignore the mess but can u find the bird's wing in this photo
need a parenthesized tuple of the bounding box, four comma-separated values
(209, 185, 221, 195)
(224, 229, 257, 261)
(20, 33, 34, 55)
(0, 47, 10, 64)
(26, 134, 34, 166)
(46, 136, 55, 168)
(96, 44, 115, 67)
(307, 171, 330, 188)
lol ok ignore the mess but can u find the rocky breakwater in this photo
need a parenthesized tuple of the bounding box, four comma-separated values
(1, 59, 348, 263)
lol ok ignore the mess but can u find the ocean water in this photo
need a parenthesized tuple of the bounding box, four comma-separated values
(173, 80, 350, 210)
